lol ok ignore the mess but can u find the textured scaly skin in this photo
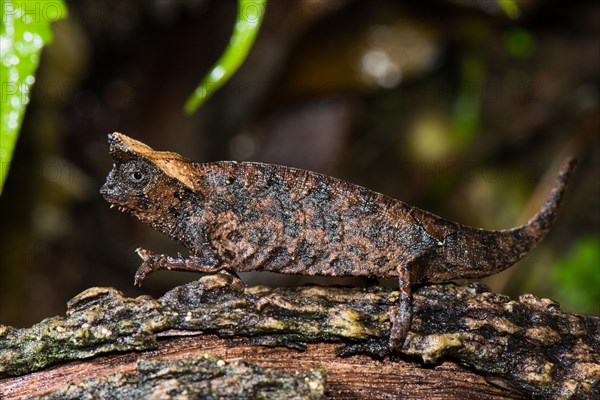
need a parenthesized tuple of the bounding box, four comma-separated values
(101, 132, 575, 350)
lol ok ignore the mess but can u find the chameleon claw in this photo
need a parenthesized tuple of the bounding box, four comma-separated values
(135, 247, 151, 261)
(134, 264, 152, 286)
(133, 248, 162, 286)
(388, 306, 401, 351)
(388, 301, 411, 352)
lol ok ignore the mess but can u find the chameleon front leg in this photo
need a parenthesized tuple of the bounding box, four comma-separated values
(388, 262, 412, 351)
(134, 247, 221, 286)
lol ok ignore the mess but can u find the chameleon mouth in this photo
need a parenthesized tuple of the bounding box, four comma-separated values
(100, 180, 135, 213)
(109, 204, 129, 213)
(101, 189, 128, 213)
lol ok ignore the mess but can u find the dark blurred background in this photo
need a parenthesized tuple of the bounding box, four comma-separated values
(0, 0, 598, 327)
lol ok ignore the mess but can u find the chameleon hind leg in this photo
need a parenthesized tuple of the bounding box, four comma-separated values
(389, 262, 412, 351)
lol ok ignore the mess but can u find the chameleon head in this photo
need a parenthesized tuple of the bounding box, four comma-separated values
(100, 132, 196, 227)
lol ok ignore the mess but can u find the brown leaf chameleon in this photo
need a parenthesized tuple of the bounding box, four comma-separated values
(100, 132, 575, 350)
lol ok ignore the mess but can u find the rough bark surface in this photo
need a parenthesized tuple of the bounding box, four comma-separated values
(29, 355, 325, 400)
(1, 274, 598, 399)
(1, 336, 522, 400)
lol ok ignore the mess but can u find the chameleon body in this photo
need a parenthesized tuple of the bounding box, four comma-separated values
(101, 132, 575, 349)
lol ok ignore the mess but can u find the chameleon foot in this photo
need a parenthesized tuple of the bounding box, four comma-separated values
(388, 299, 412, 352)
(134, 248, 165, 286)
(388, 306, 404, 351)
(388, 264, 413, 352)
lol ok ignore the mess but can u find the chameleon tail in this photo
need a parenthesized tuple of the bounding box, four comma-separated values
(473, 157, 575, 278)
(516, 157, 577, 243)
(420, 157, 577, 282)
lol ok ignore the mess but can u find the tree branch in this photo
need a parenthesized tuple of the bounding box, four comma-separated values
(1, 273, 598, 399)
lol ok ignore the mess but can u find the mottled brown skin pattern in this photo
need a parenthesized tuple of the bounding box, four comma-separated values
(101, 132, 576, 350)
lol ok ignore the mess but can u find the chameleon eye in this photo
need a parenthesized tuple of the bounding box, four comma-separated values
(131, 171, 144, 182)
(122, 161, 153, 186)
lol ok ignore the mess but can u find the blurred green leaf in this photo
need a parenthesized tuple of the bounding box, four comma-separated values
(452, 53, 484, 144)
(0, 0, 67, 195)
(552, 236, 600, 315)
(498, 0, 521, 19)
(504, 28, 535, 58)
(184, 0, 266, 114)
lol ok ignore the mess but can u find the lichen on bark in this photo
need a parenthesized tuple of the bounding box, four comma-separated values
(31, 354, 326, 400)
(1, 273, 598, 399)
